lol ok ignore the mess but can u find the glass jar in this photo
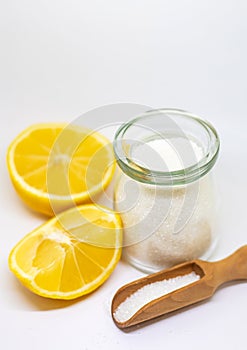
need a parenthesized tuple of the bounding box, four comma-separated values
(113, 109, 220, 273)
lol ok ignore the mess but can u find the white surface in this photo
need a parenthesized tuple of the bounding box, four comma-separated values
(1, 1, 247, 349)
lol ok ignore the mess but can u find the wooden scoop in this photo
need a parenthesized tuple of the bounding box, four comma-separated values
(112, 245, 247, 329)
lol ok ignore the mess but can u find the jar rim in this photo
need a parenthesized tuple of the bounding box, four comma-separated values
(113, 108, 220, 186)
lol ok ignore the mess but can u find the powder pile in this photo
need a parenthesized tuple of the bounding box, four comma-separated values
(132, 138, 204, 172)
(113, 271, 200, 323)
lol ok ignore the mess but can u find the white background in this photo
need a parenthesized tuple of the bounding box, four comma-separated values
(1, 1, 247, 349)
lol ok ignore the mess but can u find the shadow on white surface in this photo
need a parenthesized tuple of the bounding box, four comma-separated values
(7, 273, 93, 311)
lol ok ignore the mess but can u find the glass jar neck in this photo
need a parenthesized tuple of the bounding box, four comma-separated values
(113, 109, 220, 186)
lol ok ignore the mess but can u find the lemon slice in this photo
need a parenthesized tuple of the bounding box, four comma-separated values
(9, 204, 122, 300)
(7, 123, 115, 216)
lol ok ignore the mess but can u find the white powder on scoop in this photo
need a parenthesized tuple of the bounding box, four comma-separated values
(113, 271, 200, 323)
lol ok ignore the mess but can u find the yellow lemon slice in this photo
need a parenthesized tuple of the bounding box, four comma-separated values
(7, 123, 115, 216)
(9, 204, 122, 300)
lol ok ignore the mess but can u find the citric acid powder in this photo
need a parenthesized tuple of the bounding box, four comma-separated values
(114, 271, 200, 323)
(115, 138, 217, 271)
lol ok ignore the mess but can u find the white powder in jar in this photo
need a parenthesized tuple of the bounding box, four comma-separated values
(114, 137, 217, 272)
(131, 138, 204, 172)
(113, 271, 200, 323)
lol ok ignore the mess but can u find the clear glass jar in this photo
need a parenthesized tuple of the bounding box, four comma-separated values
(113, 109, 220, 273)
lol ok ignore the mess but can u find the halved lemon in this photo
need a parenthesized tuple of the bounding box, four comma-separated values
(9, 204, 122, 300)
(7, 123, 115, 216)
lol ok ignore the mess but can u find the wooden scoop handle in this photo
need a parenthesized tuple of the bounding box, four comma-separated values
(210, 245, 247, 287)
